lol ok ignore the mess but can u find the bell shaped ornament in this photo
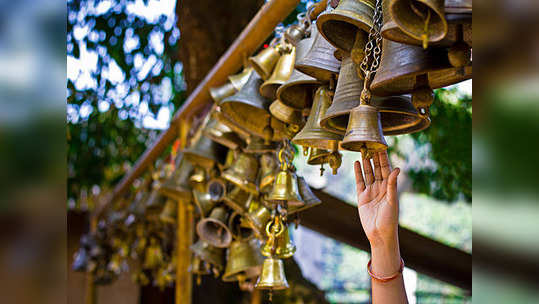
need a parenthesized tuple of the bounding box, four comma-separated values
(193, 187, 216, 217)
(295, 25, 341, 82)
(289, 176, 322, 214)
(320, 55, 363, 135)
(307, 148, 330, 165)
(196, 206, 233, 248)
(389, 0, 447, 48)
(244, 136, 278, 154)
(249, 46, 282, 80)
(284, 24, 308, 46)
(210, 82, 237, 103)
(228, 67, 254, 91)
(276, 69, 321, 110)
(258, 153, 278, 194)
(207, 178, 227, 203)
(159, 199, 177, 224)
(244, 198, 271, 239)
(222, 153, 259, 195)
(190, 239, 225, 272)
(223, 185, 252, 215)
(341, 104, 388, 157)
(260, 48, 296, 100)
(255, 257, 289, 290)
(372, 95, 431, 135)
(203, 116, 245, 150)
(293, 86, 343, 151)
(370, 39, 471, 96)
(316, 0, 375, 52)
(183, 134, 228, 171)
(267, 169, 304, 207)
(295, 25, 316, 62)
(222, 239, 264, 282)
(261, 219, 296, 259)
(269, 99, 305, 126)
(228, 212, 256, 241)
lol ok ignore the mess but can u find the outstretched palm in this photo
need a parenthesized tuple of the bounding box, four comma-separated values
(354, 151, 400, 248)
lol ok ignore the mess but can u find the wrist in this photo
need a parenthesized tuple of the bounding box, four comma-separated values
(370, 236, 401, 277)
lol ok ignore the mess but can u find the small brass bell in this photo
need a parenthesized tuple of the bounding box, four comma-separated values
(183, 134, 228, 171)
(260, 48, 296, 100)
(207, 177, 227, 203)
(190, 239, 225, 272)
(284, 23, 308, 46)
(307, 148, 330, 165)
(261, 217, 296, 259)
(389, 0, 447, 48)
(255, 257, 289, 290)
(222, 152, 259, 195)
(249, 45, 282, 80)
(196, 207, 233, 248)
(316, 0, 375, 52)
(209, 82, 237, 103)
(341, 104, 388, 157)
(244, 199, 271, 239)
(276, 69, 321, 109)
(295, 25, 341, 82)
(193, 187, 216, 217)
(269, 99, 305, 126)
(159, 199, 177, 224)
(143, 237, 164, 269)
(267, 150, 304, 207)
(259, 153, 278, 194)
(223, 186, 252, 215)
(289, 176, 322, 215)
(228, 66, 254, 91)
(292, 86, 342, 151)
(203, 116, 245, 150)
(222, 238, 264, 282)
(244, 136, 279, 154)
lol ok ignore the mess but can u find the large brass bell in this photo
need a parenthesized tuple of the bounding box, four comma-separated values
(196, 206, 233, 248)
(193, 187, 217, 217)
(372, 95, 431, 135)
(203, 115, 245, 150)
(259, 153, 278, 193)
(249, 45, 282, 80)
(292, 86, 342, 151)
(223, 186, 252, 215)
(244, 136, 278, 154)
(260, 48, 296, 100)
(222, 152, 259, 195)
(183, 134, 227, 171)
(267, 150, 304, 207)
(255, 257, 289, 290)
(261, 218, 296, 259)
(190, 239, 225, 272)
(159, 199, 177, 224)
(341, 104, 388, 156)
(209, 82, 237, 103)
(316, 0, 375, 52)
(228, 66, 254, 91)
(389, 0, 447, 48)
(269, 99, 305, 126)
(289, 176, 322, 214)
(276, 69, 321, 109)
(370, 39, 471, 96)
(295, 25, 341, 82)
(222, 238, 264, 282)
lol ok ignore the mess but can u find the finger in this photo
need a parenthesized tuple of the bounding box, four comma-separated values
(362, 157, 374, 185)
(372, 154, 382, 182)
(387, 168, 400, 204)
(378, 151, 392, 180)
(354, 160, 365, 192)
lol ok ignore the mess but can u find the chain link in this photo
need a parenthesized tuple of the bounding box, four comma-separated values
(359, 0, 384, 79)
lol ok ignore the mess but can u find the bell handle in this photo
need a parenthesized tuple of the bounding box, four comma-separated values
(265, 216, 285, 239)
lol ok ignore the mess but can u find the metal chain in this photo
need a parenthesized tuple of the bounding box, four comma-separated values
(359, 0, 384, 79)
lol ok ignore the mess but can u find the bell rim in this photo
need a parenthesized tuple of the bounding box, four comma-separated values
(340, 140, 388, 152)
(276, 70, 321, 110)
(389, 0, 448, 43)
(316, 8, 374, 52)
(292, 136, 341, 151)
(196, 219, 233, 248)
(260, 82, 284, 100)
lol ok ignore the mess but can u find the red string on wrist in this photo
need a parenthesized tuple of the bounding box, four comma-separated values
(367, 258, 404, 283)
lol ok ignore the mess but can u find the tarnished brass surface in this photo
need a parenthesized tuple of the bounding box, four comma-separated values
(372, 95, 431, 135)
(255, 258, 289, 290)
(222, 239, 264, 282)
(204, 116, 245, 150)
(223, 185, 252, 215)
(267, 170, 304, 207)
(276, 69, 321, 109)
(370, 39, 472, 96)
(295, 26, 341, 82)
(295, 25, 316, 62)
(293, 86, 342, 150)
(260, 48, 296, 100)
(209, 82, 237, 103)
(196, 207, 233, 248)
(316, 0, 375, 52)
(269, 99, 305, 126)
(183, 135, 227, 170)
(249, 46, 281, 80)
(228, 67, 254, 91)
(341, 104, 388, 154)
(222, 153, 259, 195)
(289, 176, 322, 215)
(389, 0, 447, 45)
(190, 239, 225, 271)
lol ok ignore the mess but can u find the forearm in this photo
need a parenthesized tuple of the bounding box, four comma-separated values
(370, 236, 408, 304)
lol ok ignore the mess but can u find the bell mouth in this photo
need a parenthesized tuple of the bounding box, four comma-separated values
(207, 179, 226, 202)
(340, 140, 388, 153)
(307, 150, 331, 165)
(196, 220, 232, 248)
(316, 8, 374, 52)
(276, 82, 319, 110)
(260, 82, 282, 100)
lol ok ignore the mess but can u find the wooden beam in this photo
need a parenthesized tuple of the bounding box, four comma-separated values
(300, 190, 472, 291)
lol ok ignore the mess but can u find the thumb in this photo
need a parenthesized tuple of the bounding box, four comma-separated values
(387, 167, 400, 204)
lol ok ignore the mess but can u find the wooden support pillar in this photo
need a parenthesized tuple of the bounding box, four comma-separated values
(85, 217, 98, 304)
(176, 199, 194, 304)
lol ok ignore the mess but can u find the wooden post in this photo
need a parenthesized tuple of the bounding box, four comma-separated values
(85, 217, 98, 304)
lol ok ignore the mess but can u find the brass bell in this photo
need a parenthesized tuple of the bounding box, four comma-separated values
(293, 86, 342, 151)
(228, 212, 256, 241)
(372, 94, 431, 135)
(289, 176, 322, 215)
(244, 198, 271, 239)
(190, 239, 225, 272)
(269, 99, 305, 126)
(295, 26, 316, 62)
(143, 237, 164, 269)
(223, 186, 252, 215)
(316, 0, 375, 52)
(260, 48, 296, 100)
(341, 104, 388, 157)
(307, 148, 330, 165)
(222, 238, 264, 282)
(190, 167, 206, 185)
(213, 106, 253, 139)
(320, 54, 363, 135)
(228, 66, 254, 91)
(370, 39, 471, 96)
(244, 136, 278, 154)
(389, 0, 447, 48)
(207, 177, 227, 203)
(209, 82, 237, 103)
(261, 218, 296, 259)
(249, 45, 282, 80)
(196, 207, 233, 248)
(276, 69, 321, 109)
(159, 199, 177, 224)
(295, 25, 341, 82)
(183, 134, 228, 171)
(259, 153, 278, 194)
(193, 187, 216, 217)
(267, 163, 304, 208)
(222, 152, 259, 195)
(255, 257, 289, 290)
(284, 24, 307, 46)
(203, 115, 245, 150)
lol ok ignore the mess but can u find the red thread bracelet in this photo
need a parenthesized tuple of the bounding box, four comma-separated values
(367, 258, 404, 283)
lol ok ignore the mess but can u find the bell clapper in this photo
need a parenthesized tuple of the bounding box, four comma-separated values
(320, 163, 325, 176)
(328, 151, 342, 175)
